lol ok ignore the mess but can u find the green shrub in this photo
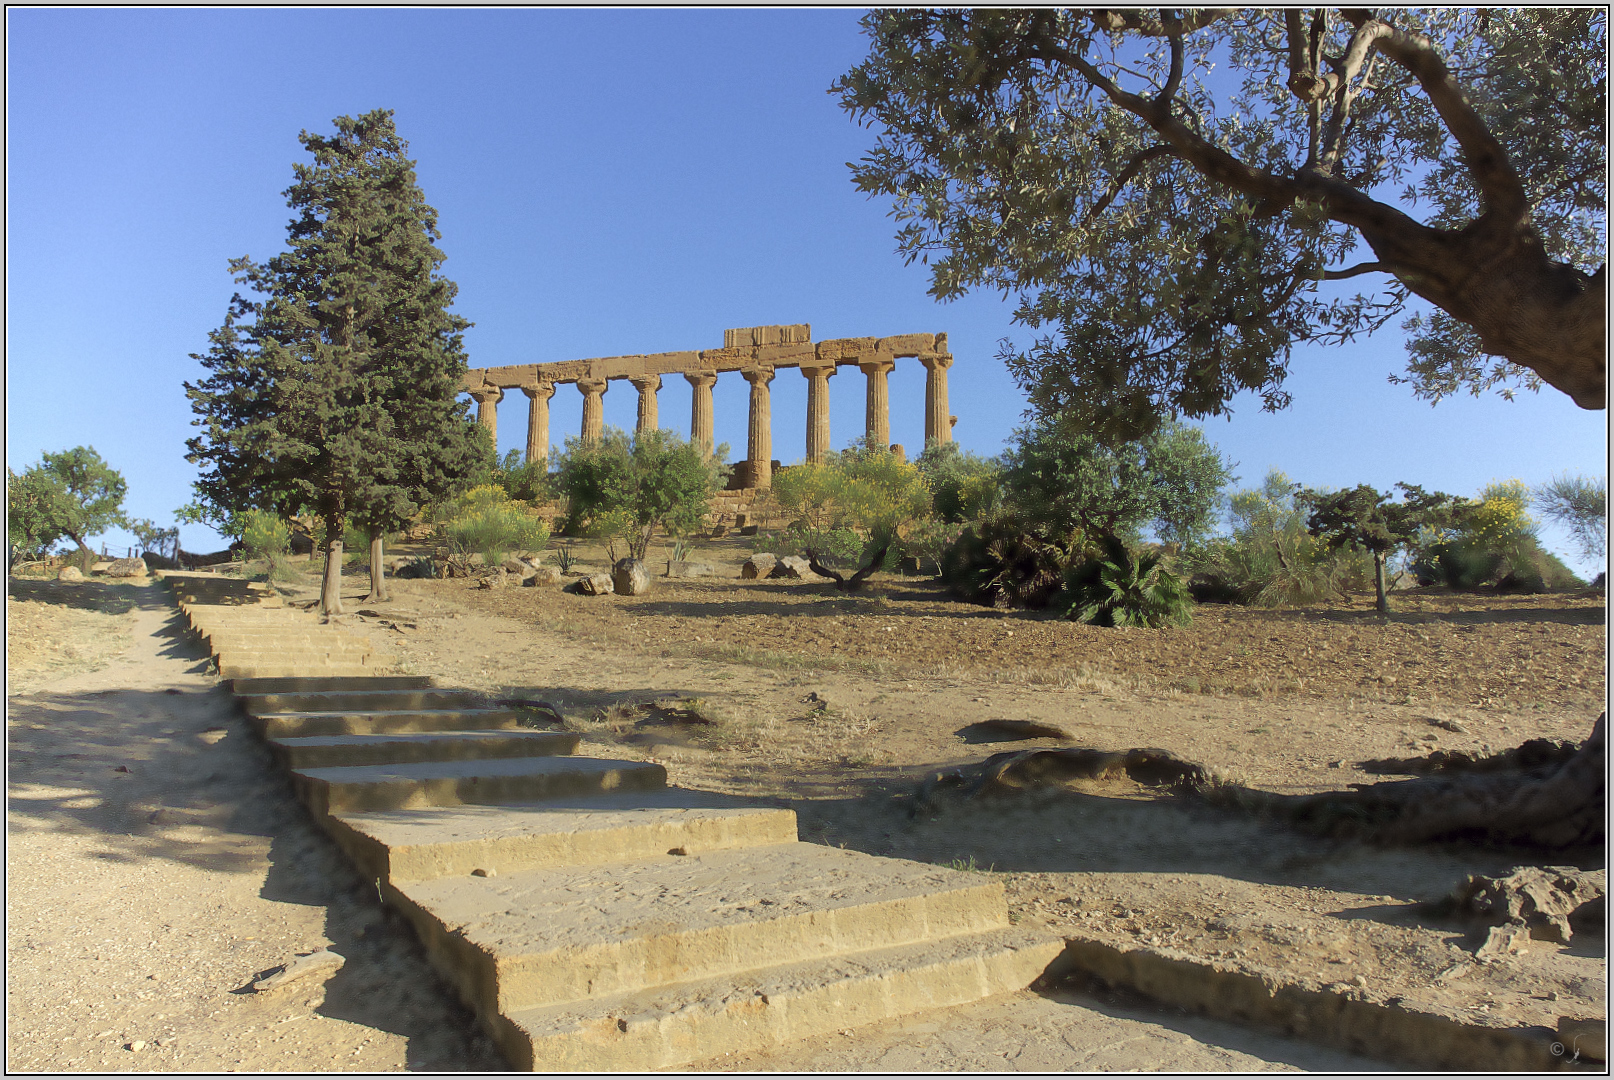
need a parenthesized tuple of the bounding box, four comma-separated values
(940, 507, 1072, 608)
(1411, 479, 1582, 591)
(1059, 535, 1193, 628)
(1180, 471, 1372, 607)
(239, 510, 291, 559)
(915, 442, 1003, 523)
(439, 484, 552, 564)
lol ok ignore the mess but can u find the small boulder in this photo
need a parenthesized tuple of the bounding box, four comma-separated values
(667, 561, 718, 579)
(475, 569, 509, 589)
(501, 558, 527, 574)
(572, 572, 615, 596)
(523, 567, 563, 587)
(104, 557, 148, 578)
(612, 558, 652, 596)
(741, 553, 777, 579)
(57, 565, 84, 582)
(768, 555, 817, 579)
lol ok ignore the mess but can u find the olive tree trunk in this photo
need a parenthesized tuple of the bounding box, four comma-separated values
(1373, 552, 1390, 614)
(365, 533, 389, 603)
(320, 539, 344, 617)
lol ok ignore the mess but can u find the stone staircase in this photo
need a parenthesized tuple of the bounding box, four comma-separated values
(170, 577, 1062, 1070)
(163, 572, 395, 680)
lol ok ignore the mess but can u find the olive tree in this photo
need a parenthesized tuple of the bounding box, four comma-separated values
(836, 9, 1606, 440)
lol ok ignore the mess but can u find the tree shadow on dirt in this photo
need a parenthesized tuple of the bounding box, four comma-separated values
(8, 577, 176, 615)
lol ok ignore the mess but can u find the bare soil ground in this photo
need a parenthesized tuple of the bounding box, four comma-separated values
(7, 544, 1606, 1071)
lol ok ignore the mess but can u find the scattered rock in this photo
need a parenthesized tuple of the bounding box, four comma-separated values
(474, 569, 509, 590)
(155, 1037, 176, 1048)
(1451, 865, 1606, 946)
(103, 557, 148, 578)
(251, 948, 345, 993)
(125, 1040, 145, 1052)
(522, 567, 562, 587)
(1426, 716, 1471, 734)
(667, 560, 719, 579)
(741, 553, 777, 579)
(768, 555, 818, 579)
(500, 558, 527, 574)
(471, 867, 496, 878)
(570, 572, 615, 596)
(57, 565, 84, 582)
(612, 559, 651, 596)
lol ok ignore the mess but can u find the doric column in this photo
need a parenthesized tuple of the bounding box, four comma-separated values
(800, 363, 838, 463)
(743, 366, 775, 488)
(859, 357, 896, 450)
(469, 386, 503, 445)
(629, 374, 662, 434)
(576, 377, 608, 444)
(922, 353, 954, 447)
(685, 371, 718, 459)
(521, 382, 554, 465)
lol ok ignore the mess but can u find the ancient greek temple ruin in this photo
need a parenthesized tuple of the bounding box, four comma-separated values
(462, 325, 956, 488)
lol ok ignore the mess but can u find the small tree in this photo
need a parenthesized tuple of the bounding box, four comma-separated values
(1535, 474, 1607, 567)
(1001, 418, 1233, 549)
(7, 448, 128, 564)
(771, 442, 932, 591)
(554, 428, 727, 563)
(1302, 482, 1465, 612)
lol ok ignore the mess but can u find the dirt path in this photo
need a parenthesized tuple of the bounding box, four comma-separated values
(6, 581, 503, 1072)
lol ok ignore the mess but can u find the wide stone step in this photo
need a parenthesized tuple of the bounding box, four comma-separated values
(291, 756, 668, 817)
(328, 794, 799, 883)
(242, 689, 488, 715)
(500, 926, 1063, 1071)
(387, 843, 1009, 1017)
(269, 729, 580, 770)
(228, 675, 434, 696)
(205, 631, 377, 648)
(251, 707, 526, 740)
(220, 661, 382, 681)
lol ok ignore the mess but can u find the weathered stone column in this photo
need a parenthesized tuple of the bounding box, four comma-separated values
(922, 352, 954, 447)
(576, 377, 608, 445)
(686, 371, 717, 459)
(743, 366, 775, 488)
(470, 386, 503, 446)
(801, 363, 838, 462)
(630, 374, 662, 434)
(860, 357, 896, 450)
(521, 381, 554, 465)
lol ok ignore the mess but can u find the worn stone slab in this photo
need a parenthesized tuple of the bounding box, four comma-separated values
(228, 675, 434, 696)
(499, 926, 1062, 1071)
(220, 661, 386, 681)
(268, 729, 580, 770)
(291, 755, 668, 817)
(241, 688, 490, 715)
(389, 843, 1008, 1017)
(250, 707, 525, 740)
(329, 794, 798, 883)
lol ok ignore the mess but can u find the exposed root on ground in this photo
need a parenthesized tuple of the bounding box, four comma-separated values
(918, 715, 1606, 854)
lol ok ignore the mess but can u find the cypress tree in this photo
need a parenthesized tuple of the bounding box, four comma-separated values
(186, 109, 489, 614)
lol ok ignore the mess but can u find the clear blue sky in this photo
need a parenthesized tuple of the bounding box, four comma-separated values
(7, 8, 1607, 573)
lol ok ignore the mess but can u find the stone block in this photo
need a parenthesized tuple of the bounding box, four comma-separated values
(768, 555, 819, 579)
(104, 557, 148, 578)
(612, 559, 651, 596)
(57, 565, 84, 582)
(741, 554, 777, 579)
(571, 572, 615, 596)
(667, 561, 719, 579)
(523, 567, 563, 587)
